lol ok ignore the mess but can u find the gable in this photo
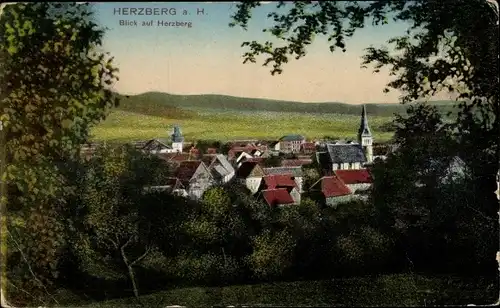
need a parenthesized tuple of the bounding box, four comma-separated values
(191, 162, 214, 182)
(248, 164, 265, 178)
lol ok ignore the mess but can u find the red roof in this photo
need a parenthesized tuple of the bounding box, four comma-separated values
(313, 176, 351, 197)
(301, 142, 316, 149)
(262, 174, 297, 189)
(262, 188, 295, 206)
(281, 159, 313, 167)
(334, 169, 372, 184)
(175, 161, 202, 181)
(246, 157, 265, 163)
(207, 148, 217, 154)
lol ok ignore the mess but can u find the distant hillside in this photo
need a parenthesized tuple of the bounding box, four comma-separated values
(114, 91, 460, 118)
(114, 93, 196, 119)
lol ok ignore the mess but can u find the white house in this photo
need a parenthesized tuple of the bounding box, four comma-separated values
(235, 161, 265, 194)
(203, 154, 236, 184)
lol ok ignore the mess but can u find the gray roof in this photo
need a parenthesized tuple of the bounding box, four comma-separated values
(280, 134, 305, 141)
(142, 139, 172, 151)
(326, 144, 366, 164)
(263, 167, 303, 177)
(215, 154, 235, 174)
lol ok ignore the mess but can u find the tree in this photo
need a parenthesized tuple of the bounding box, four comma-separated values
(262, 155, 282, 167)
(229, 0, 498, 180)
(0, 2, 118, 304)
(69, 145, 164, 299)
(229, 0, 499, 273)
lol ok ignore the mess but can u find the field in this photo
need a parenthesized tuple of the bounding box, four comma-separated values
(90, 92, 460, 142)
(66, 274, 496, 307)
(91, 109, 395, 142)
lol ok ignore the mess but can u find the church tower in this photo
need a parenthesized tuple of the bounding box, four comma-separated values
(171, 125, 184, 153)
(357, 105, 373, 163)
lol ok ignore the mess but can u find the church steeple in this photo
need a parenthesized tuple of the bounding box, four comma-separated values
(358, 104, 372, 138)
(171, 125, 184, 143)
(357, 105, 373, 164)
(171, 125, 184, 153)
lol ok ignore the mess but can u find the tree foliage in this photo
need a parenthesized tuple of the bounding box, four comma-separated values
(70, 144, 169, 298)
(0, 3, 119, 304)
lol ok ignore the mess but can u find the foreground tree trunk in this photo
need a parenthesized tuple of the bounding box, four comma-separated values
(119, 237, 151, 299)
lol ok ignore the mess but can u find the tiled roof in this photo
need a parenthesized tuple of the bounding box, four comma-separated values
(263, 166, 303, 177)
(262, 174, 297, 189)
(311, 176, 351, 197)
(246, 157, 265, 163)
(142, 139, 172, 151)
(175, 161, 203, 181)
(281, 159, 312, 167)
(280, 134, 306, 141)
(334, 169, 372, 184)
(301, 142, 316, 149)
(262, 188, 295, 206)
(236, 161, 260, 178)
(326, 144, 366, 164)
(157, 153, 193, 162)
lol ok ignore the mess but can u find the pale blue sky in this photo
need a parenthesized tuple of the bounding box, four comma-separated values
(94, 2, 453, 104)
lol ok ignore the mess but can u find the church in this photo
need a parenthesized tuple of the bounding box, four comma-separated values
(316, 105, 373, 171)
(140, 125, 185, 154)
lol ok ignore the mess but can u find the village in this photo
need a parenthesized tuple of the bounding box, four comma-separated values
(83, 105, 392, 208)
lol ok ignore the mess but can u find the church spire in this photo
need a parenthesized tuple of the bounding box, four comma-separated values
(171, 125, 184, 143)
(358, 104, 371, 138)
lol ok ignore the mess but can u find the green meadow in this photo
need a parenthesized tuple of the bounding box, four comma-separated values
(91, 109, 395, 142)
(89, 92, 460, 142)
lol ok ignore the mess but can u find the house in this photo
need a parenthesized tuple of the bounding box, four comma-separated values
(260, 188, 296, 207)
(319, 143, 367, 171)
(141, 125, 185, 154)
(175, 161, 215, 200)
(258, 174, 300, 204)
(207, 147, 218, 155)
(236, 151, 254, 165)
(263, 166, 304, 193)
(300, 142, 316, 155)
(315, 105, 375, 171)
(235, 161, 266, 194)
(141, 138, 174, 154)
(275, 134, 306, 153)
(143, 177, 188, 197)
(156, 152, 195, 168)
(202, 154, 235, 184)
(244, 157, 266, 165)
(309, 176, 353, 207)
(334, 169, 373, 194)
(188, 147, 201, 159)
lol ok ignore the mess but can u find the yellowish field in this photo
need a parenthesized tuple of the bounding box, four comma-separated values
(90, 110, 395, 142)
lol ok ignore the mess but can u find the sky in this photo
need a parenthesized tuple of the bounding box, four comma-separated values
(95, 2, 453, 104)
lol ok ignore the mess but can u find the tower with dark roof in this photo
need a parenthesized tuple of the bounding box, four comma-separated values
(357, 105, 373, 163)
(171, 125, 184, 153)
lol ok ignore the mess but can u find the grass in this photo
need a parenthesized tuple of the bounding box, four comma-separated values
(66, 273, 497, 307)
(91, 109, 395, 142)
(90, 91, 464, 142)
